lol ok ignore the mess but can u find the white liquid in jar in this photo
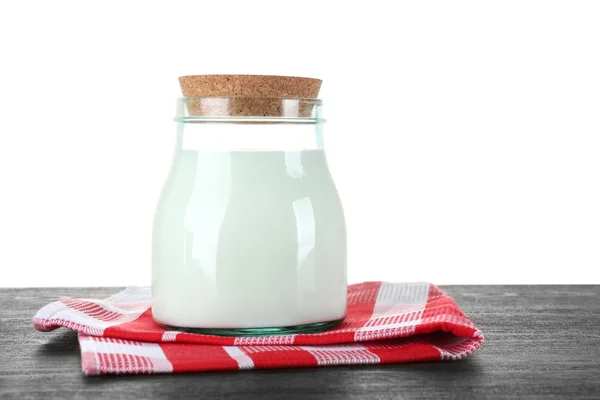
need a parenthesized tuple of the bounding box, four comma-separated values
(152, 149, 347, 328)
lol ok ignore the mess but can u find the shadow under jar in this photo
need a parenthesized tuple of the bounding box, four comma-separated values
(152, 97, 347, 336)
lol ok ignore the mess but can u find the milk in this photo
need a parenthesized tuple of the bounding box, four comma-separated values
(152, 149, 347, 328)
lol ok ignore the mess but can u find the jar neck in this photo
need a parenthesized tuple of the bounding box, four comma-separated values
(176, 121, 325, 152)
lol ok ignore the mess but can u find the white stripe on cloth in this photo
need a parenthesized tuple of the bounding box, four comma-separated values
(161, 331, 179, 341)
(300, 344, 380, 366)
(52, 305, 144, 335)
(80, 338, 169, 359)
(33, 300, 69, 320)
(80, 337, 173, 374)
(354, 282, 430, 341)
(223, 346, 254, 369)
(233, 335, 295, 346)
(34, 288, 151, 336)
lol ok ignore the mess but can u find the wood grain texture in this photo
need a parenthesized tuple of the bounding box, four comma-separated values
(1, 286, 599, 399)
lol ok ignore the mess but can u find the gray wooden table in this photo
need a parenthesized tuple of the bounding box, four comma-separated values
(1, 286, 599, 399)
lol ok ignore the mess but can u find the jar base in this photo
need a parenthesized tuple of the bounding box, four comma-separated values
(161, 318, 344, 337)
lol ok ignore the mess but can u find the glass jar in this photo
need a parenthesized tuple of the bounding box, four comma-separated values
(152, 96, 347, 335)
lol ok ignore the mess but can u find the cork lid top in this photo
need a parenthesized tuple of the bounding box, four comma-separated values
(177, 75, 323, 117)
(179, 75, 322, 98)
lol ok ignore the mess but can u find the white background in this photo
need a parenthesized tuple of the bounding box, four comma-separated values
(1, 1, 599, 287)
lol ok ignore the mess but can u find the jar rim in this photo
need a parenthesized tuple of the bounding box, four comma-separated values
(175, 97, 324, 121)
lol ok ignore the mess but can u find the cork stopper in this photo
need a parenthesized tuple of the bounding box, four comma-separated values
(178, 75, 322, 117)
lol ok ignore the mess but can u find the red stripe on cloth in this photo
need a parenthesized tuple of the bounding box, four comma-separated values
(103, 309, 237, 345)
(160, 343, 239, 372)
(245, 347, 318, 369)
(345, 281, 382, 327)
(365, 340, 442, 363)
(175, 332, 236, 346)
(103, 309, 166, 342)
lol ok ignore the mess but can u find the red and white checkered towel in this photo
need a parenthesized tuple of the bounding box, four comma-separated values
(33, 282, 484, 375)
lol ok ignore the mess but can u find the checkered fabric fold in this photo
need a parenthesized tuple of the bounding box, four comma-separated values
(33, 282, 483, 375)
